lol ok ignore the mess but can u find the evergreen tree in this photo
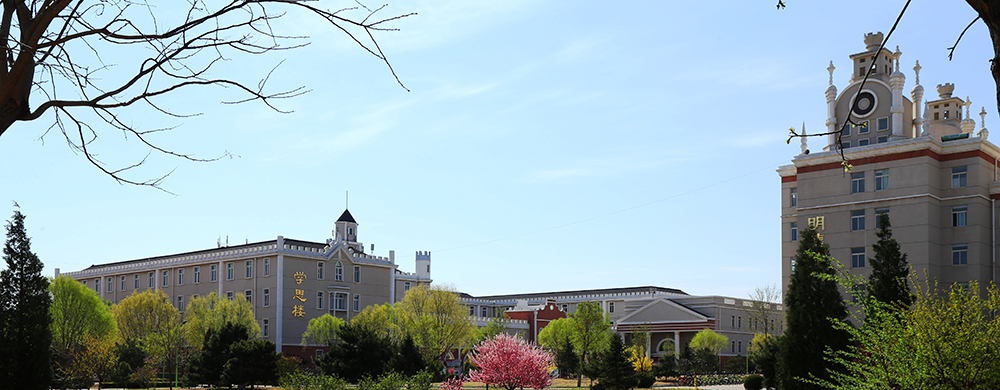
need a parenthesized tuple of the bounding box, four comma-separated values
(317, 322, 394, 382)
(188, 322, 254, 387)
(0, 206, 52, 390)
(556, 336, 579, 378)
(221, 339, 280, 387)
(778, 225, 850, 390)
(867, 213, 914, 307)
(592, 336, 637, 390)
(391, 334, 427, 376)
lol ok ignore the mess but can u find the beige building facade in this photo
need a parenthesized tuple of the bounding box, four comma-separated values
(60, 210, 431, 356)
(778, 32, 1000, 298)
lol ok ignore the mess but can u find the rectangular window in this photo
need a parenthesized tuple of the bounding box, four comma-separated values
(469, 306, 475, 316)
(318, 262, 325, 280)
(856, 120, 870, 134)
(841, 142, 851, 150)
(353, 266, 360, 283)
(134, 275, 139, 290)
(194, 267, 200, 284)
(953, 244, 969, 265)
(162, 271, 169, 287)
(841, 123, 850, 136)
(404, 282, 410, 291)
(875, 169, 889, 190)
(738, 316, 742, 328)
(875, 208, 890, 229)
(210, 265, 218, 282)
(877, 135, 888, 143)
(226, 263, 234, 280)
(851, 172, 865, 193)
(245, 290, 252, 305)
(335, 293, 345, 310)
(790, 222, 798, 241)
(120, 276, 126, 291)
(264, 258, 270, 277)
(353, 294, 360, 312)
(877, 117, 889, 131)
(851, 284, 865, 304)
(262, 319, 269, 337)
(106, 277, 112, 292)
(858, 138, 870, 146)
(790, 188, 797, 207)
(738, 341, 742, 353)
(178, 269, 184, 285)
(953, 205, 968, 227)
(609, 302, 615, 313)
(177, 295, 184, 310)
(317, 291, 325, 309)
(95, 279, 100, 292)
(482, 307, 489, 317)
(851, 210, 866, 231)
(852, 247, 866, 268)
(952, 166, 968, 188)
(263, 289, 270, 307)
(790, 256, 796, 272)
(149, 272, 154, 288)
(245, 260, 253, 279)
(226, 291, 234, 301)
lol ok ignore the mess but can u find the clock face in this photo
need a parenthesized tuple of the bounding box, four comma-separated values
(851, 90, 877, 118)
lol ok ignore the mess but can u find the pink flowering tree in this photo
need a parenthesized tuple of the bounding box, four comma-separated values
(468, 333, 554, 390)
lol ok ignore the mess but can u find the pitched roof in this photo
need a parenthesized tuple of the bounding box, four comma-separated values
(337, 209, 356, 223)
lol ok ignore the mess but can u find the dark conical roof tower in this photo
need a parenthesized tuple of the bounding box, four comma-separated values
(337, 209, 356, 223)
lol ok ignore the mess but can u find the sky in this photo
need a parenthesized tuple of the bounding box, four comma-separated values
(0, 1, 996, 299)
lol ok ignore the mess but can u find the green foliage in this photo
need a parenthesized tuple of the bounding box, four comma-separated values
(183, 292, 260, 350)
(279, 371, 348, 390)
(743, 374, 764, 390)
(819, 278, 1000, 390)
(592, 336, 638, 390)
(351, 303, 404, 341)
(689, 329, 727, 355)
(221, 338, 280, 387)
(109, 339, 150, 388)
(391, 334, 428, 377)
(748, 334, 780, 390)
(301, 313, 346, 347)
(538, 317, 574, 352)
(49, 275, 117, 388)
(778, 225, 850, 390)
(555, 336, 580, 378)
(276, 354, 304, 380)
(358, 371, 407, 390)
(723, 357, 746, 374)
(476, 313, 509, 343)
(867, 213, 914, 307)
(570, 301, 612, 386)
(0, 207, 52, 390)
(634, 371, 656, 388)
(652, 355, 676, 378)
(317, 322, 395, 383)
(111, 288, 182, 373)
(396, 284, 476, 361)
(187, 322, 256, 387)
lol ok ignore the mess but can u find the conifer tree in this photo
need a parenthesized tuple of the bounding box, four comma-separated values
(0, 206, 52, 390)
(867, 214, 913, 307)
(778, 225, 849, 390)
(593, 335, 638, 390)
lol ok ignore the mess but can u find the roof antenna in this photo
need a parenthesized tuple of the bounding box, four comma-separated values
(346, 190, 349, 210)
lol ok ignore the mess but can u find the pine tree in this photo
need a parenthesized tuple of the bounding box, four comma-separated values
(867, 213, 913, 307)
(778, 225, 849, 390)
(0, 206, 52, 390)
(592, 335, 638, 390)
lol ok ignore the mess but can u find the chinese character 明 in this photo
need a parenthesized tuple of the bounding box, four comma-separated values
(807, 216, 825, 231)
(292, 305, 305, 317)
(293, 271, 306, 284)
(294, 289, 306, 302)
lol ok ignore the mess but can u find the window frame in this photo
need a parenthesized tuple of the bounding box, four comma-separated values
(953, 244, 969, 265)
(952, 166, 968, 188)
(317, 291, 325, 310)
(790, 222, 798, 241)
(851, 210, 866, 231)
(162, 271, 169, 287)
(244, 290, 252, 305)
(210, 264, 218, 282)
(875, 208, 890, 229)
(226, 262, 234, 281)
(851, 247, 866, 268)
(178, 269, 184, 285)
(874, 169, 889, 191)
(851, 172, 865, 193)
(953, 205, 968, 227)
(335, 261, 343, 281)
(245, 260, 253, 279)
(264, 258, 270, 277)
(876, 117, 889, 131)
(317, 261, 325, 280)
(353, 266, 361, 283)
(353, 294, 360, 312)
(263, 288, 270, 307)
(790, 188, 797, 207)
(194, 267, 200, 284)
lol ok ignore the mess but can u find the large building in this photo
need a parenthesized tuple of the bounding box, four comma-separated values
(778, 32, 999, 297)
(60, 210, 432, 357)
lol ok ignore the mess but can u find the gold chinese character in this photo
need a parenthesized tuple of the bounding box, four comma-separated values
(807, 216, 825, 231)
(817, 233, 824, 242)
(292, 305, 305, 317)
(293, 272, 306, 284)
(293, 289, 306, 302)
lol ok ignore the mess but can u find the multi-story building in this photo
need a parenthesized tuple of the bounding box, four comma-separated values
(778, 32, 999, 298)
(59, 209, 432, 357)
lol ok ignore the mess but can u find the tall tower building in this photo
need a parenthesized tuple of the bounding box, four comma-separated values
(778, 32, 1000, 298)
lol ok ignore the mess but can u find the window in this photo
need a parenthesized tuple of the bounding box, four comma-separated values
(953, 244, 969, 265)
(851, 284, 866, 304)
(790, 188, 797, 207)
(857, 120, 870, 134)
(738, 341, 742, 353)
(354, 294, 360, 312)
(120, 276, 126, 291)
(95, 279, 100, 292)
(877, 135, 888, 143)
(738, 316, 742, 328)
(851, 172, 865, 193)
(841, 123, 850, 136)
(731, 341, 736, 353)
(134, 275, 139, 289)
(953, 205, 968, 227)
(317, 291, 324, 309)
(353, 266, 360, 283)
(874, 169, 889, 191)
(335, 262, 343, 281)
(858, 138, 870, 146)
(561, 304, 568, 312)
(427, 264, 431, 273)
(263, 289, 270, 307)
(246, 260, 253, 278)
(790, 256, 796, 272)
(162, 271, 169, 287)
(245, 290, 252, 305)
(226, 291, 234, 301)
(404, 282, 410, 291)
(609, 302, 615, 313)
(149, 272, 154, 288)
(177, 295, 184, 310)
(732, 315, 735, 328)
(851, 210, 866, 231)
(226, 263, 234, 280)
(469, 306, 475, 316)
(262, 319, 269, 337)
(841, 141, 850, 150)
(194, 267, 200, 284)
(875, 208, 890, 229)
(317, 262, 325, 280)
(790, 222, 798, 241)
(264, 258, 270, 276)
(178, 269, 184, 285)
(877, 117, 889, 131)
(952, 166, 968, 188)
(852, 247, 866, 268)
(481, 307, 488, 317)
(210, 265, 218, 282)
(335, 293, 345, 310)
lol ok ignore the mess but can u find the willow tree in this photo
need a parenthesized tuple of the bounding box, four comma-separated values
(0, 0, 410, 189)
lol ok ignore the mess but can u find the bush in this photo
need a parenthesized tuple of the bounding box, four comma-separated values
(635, 371, 656, 388)
(279, 371, 348, 390)
(723, 356, 747, 374)
(743, 374, 764, 390)
(408, 370, 434, 390)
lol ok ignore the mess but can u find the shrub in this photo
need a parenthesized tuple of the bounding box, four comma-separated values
(408, 370, 434, 390)
(635, 371, 656, 388)
(440, 375, 464, 390)
(279, 371, 348, 390)
(744, 374, 764, 390)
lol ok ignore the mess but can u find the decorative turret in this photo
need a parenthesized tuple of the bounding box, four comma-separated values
(850, 32, 894, 83)
(800, 122, 808, 155)
(864, 32, 883, 51)
(825, 61, 838, 146)
(889, 46, 906, 139)
(979, 107, 990, 139)
(961, 98, 976, 134)
(335, 209, 359, 244)
(415, 251, 431, 280)
(911, 61, 924, 137)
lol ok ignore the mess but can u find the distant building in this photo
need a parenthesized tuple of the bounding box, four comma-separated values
(60, 209, 432, 358)
(778, 32, 999, 298)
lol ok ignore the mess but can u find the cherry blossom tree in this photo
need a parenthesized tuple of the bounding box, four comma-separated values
(468, 333, 554, 390)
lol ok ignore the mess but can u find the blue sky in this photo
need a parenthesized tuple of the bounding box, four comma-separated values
(1, 1, 995, 298)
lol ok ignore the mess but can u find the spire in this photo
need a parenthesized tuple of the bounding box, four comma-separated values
(913, 60, 921, 85)
(800, 122, 808, 155)
(893, 46, 902, 72)
(979, 107, 989, 139)
(961, 97, 976, 134)
(827, 61, 835, 86)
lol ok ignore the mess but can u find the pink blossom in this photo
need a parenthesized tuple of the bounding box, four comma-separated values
(468, 334, 554, 390)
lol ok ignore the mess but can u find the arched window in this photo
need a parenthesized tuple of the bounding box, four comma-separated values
(335, 261, 343, 281)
